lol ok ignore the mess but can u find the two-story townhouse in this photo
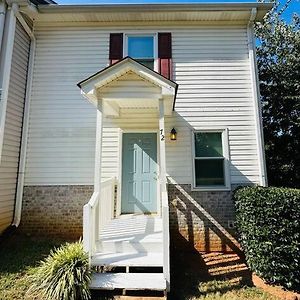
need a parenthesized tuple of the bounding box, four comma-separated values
(0, 0, 271, 292)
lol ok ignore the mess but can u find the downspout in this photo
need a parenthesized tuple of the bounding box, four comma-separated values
(11, 3, 36, 227)
(0, 2, 17, 163)
(0, 1, 7, 55)
(247, 8, 268, 187)
(0, 1, 6, 115)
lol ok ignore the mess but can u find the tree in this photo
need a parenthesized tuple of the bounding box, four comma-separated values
(255, 3, 300, 188)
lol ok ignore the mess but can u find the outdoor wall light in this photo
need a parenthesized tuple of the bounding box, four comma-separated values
(170, 128, 177, 141)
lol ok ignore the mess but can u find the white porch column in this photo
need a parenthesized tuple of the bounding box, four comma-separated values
(92, 99, 103, 243)
(83, 99, 103, 256)
(94, 99, 103, 192)
(158, 98, 167, 191)
(159, 98, 170, 289)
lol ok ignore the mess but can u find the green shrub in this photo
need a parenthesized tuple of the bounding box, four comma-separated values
(234, 186, 300, 291)
(29, 241, 91, 300)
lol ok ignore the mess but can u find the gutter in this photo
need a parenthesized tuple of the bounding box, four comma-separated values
(247, 8, 268, 187)
(38, 2, 273, 12)
(11, 2, 36, 227)
(0, 2, 6, 122)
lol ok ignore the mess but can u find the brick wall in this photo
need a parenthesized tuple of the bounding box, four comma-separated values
(20, 185, 93, 239)
(168, 184, 240, 253)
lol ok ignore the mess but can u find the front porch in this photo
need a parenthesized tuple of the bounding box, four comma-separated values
(78, 58, 177, 293)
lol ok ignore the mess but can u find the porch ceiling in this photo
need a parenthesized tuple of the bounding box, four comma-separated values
(77, 57, 178, 117)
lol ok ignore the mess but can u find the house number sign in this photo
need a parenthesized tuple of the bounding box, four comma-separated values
(160, 129, 165, 141)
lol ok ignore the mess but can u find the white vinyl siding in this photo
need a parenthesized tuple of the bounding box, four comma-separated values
(24, 28, 107, 185)
(25, 25, 260, 186)
(168, 27, 260, 185)
(0, 21, 30, 233)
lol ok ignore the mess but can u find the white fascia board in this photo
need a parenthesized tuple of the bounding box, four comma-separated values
(79, 58, 176, 101)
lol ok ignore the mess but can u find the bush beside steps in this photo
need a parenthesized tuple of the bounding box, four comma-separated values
(29, 241, 91, 300)
(234, 186, 300, 292)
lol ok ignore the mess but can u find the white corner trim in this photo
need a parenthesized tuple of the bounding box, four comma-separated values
(12, 5, 36, 227)
(247, 8, 268, 187)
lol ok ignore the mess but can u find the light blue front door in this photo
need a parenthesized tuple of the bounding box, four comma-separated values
(121, 133, 157, 214)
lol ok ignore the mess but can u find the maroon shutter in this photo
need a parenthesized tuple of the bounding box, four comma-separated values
(109, 33, 123, 65)
(158, 32, 172, 79)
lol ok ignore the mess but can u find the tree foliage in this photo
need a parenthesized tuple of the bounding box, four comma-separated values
(255, 2, 300, 188)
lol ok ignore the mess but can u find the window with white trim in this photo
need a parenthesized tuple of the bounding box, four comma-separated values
(193, 131, 230, 189)
(126, 35, 155, 69)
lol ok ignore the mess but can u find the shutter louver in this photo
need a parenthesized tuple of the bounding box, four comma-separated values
(109, 33, 123, 65)
(158, 32, 172, 80)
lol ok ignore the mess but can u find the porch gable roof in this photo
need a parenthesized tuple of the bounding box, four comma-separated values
(77, 57, 178, 116)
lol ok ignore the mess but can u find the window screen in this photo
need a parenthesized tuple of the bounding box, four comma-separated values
(194, 132, 225, 186)
(127, 36, 154, 69)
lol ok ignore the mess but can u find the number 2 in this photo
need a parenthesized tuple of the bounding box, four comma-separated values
(160, 129, 165, 141)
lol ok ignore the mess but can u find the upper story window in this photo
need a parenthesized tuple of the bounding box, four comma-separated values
(109, 33, 172, 79)
(193, 130, 230, 190)
(126, 35, 155, 69)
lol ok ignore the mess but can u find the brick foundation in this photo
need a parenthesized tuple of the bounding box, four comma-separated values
(20, 184, 239, 252)
(168, 184, 239, 253)
(20, 185, 93, 239)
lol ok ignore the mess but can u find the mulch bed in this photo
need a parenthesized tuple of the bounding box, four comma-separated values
(252, 274, 300, 300)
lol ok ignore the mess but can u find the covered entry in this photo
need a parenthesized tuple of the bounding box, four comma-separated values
(77, 57, 177, 215)
(78, 57, 177, 292)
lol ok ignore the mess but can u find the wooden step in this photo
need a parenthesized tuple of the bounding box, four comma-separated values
(90, 273, 166, 291)
(91, 252, 163, 267)
(97, 232, 163, 253)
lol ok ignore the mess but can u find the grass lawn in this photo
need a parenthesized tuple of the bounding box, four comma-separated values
(0, 232, 62, 300)
(172, 278, 279, 300)
(0, 233, 279, 300)
(169, 245, 279, 300)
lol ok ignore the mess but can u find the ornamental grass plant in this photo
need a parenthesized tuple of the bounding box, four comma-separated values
(29, 240, 91, 300)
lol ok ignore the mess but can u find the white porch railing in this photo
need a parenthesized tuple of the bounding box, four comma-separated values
(83, 177, 116, 261)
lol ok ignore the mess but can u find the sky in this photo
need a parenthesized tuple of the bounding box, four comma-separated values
(54, 0, 299, 23)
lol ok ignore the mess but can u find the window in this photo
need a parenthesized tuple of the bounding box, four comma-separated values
(193, 131, 230, 189)
(126, 35, 155, 69)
